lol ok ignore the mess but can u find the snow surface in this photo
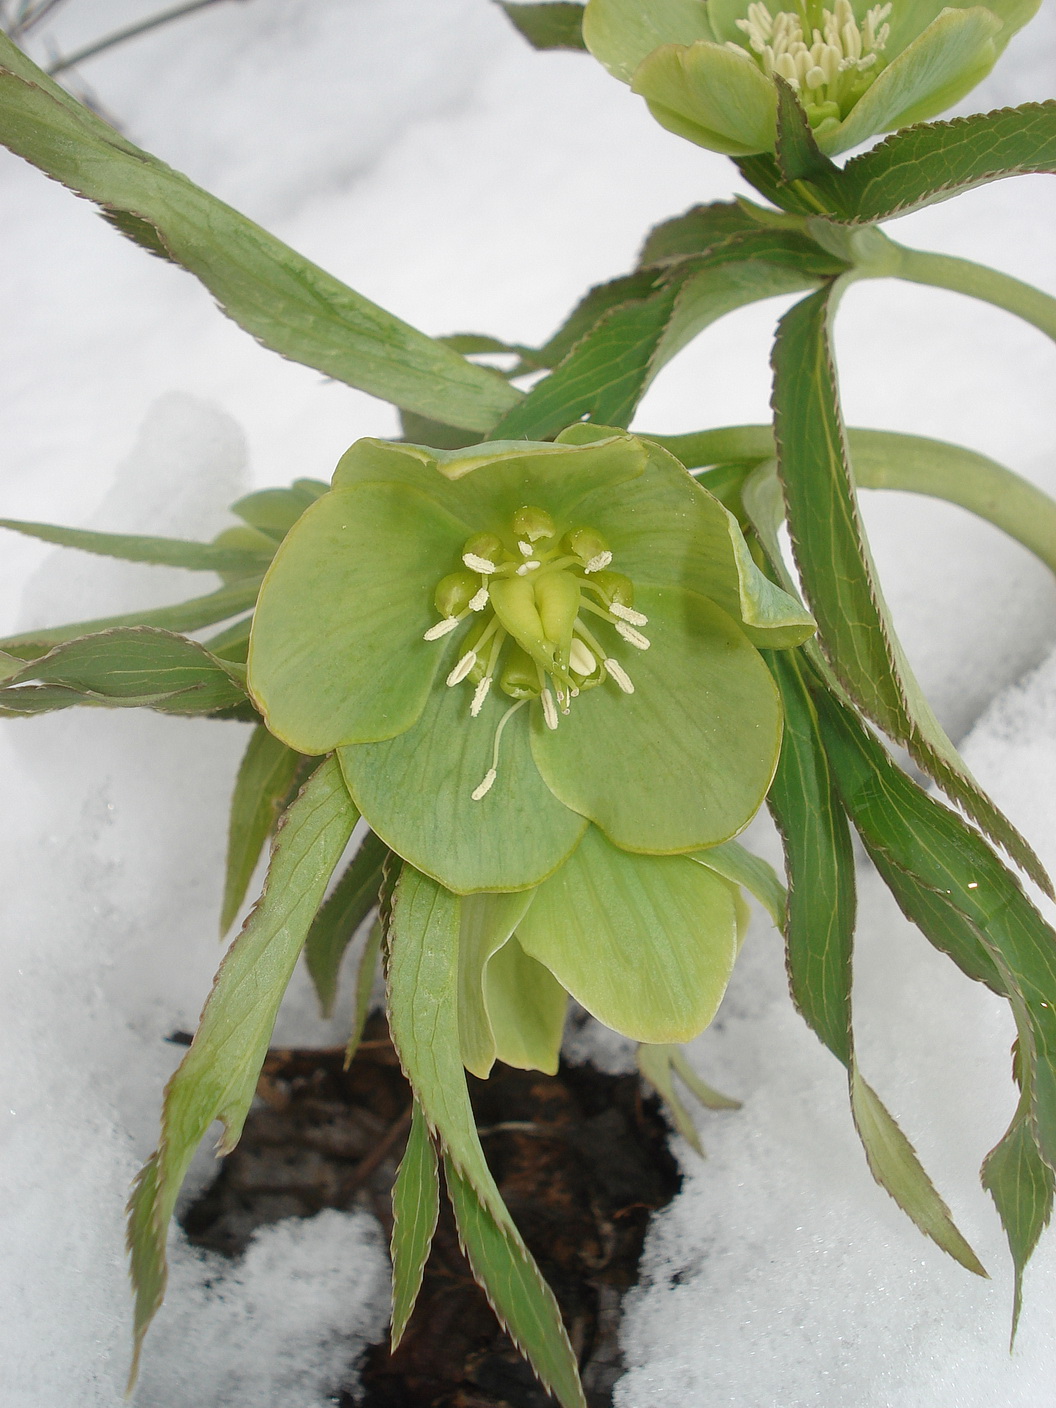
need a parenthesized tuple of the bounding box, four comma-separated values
(0, 1, 1054, 1404)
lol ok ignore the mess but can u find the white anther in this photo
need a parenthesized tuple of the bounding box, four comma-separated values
(583, 551, 612, 574)
(446, 651, 477, 686)
(471, 768, 497, 802)
(805, 63, 827, 89)
(569, 638, 597, 676)
(468, 587, 489, 612)
(604, 658, 635, 694)
(470, 675, 492, 717)
(463, 552, 498, 574)
(615, 621, 650, 650)
(424, 616, 460, 641)
(541, 689, 559, 731)
(609, 602, 648, 627)
(518, 540, 534, 557)
(516, 560, 541, 575)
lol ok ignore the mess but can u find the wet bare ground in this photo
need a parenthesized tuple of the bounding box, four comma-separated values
(180, 1013, 681, 1407)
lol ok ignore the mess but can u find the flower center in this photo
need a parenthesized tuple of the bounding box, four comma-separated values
(422, 505, 649, 800)
(728, 0, 892, 128)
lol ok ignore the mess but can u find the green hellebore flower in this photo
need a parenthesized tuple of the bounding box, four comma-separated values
(248, 428, 812, 1045)
(583, 0, 1039, 156)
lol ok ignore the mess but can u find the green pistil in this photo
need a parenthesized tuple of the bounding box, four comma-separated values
(422, 505, 651, 799)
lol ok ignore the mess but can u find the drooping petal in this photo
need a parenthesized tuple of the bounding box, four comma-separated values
(530, 585, 783, 854)
(632, 41, 778, 157)
(248, 483, 470, 753)
(583, 0, 714, 81)
(822, 7, 1002, 155)
(458, 890, 537, 1078)
(516, 825, 740, 1043)
(484, 936, 568, 1076)
(338, 657, 587, 894)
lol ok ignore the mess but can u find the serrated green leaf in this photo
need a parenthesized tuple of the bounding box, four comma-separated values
(221, 726, 306, 935)
(0, 627, 247, 716)
(0, 517, 274, 574)
(772, 282, 1051, 897)
(636, 200, 761, 265)
(497, 2, 588, 50)
(810, 101, 1056, 224)
(0, 34, 519, 431)
(126, 757, 358, 1385)
(851, 1067, 987, 1276)
(491, 231, 842, 441)
(230, 482, 326, 542)
(398, 407, 485, 450)
(304, 828, 388, 1016)
(386, 865, 514, 1231)
(772, 75, 839, 187)
(814, 685, 1056, 1177)
(982, 1084, 1055, 1341)
(766, 651, 983, 1270)
(390, 1101, 440, 1349)
(444, 1156, 587, 1408)
(0, 580, 260, 657)
(689, 838, 786, 929)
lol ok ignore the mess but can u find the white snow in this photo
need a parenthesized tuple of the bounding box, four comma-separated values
(0, 1, 1054, 1404)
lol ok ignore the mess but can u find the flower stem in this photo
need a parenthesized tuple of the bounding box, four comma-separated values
(885, 243, 1056, 344)
(649, 426, 1056, 579)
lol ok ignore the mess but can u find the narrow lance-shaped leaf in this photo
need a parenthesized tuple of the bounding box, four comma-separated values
(766, 648, 985, 1273)
(0, 580, 260, 659)
(445, 1157, 587, 1408)
(390, 1101, 440, 1349)
(807, 102, 1056, 224)
(772, 281, 1051, 897)
(304, 828, 389, 1017)
(0, 33, 518, 431)
(126, 757, 359, 1384)
(221, 726, 306, 935)
(0, 627, 247, 716)
(0, 516, 273, 573)
(813, 683, 1056, 1179)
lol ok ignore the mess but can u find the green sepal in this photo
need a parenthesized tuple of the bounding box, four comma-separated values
(689, 838, 786, 930)
(516, 825, 740, 1042)
(531, 585, 782, 855)
(484, 935, 568, 1076)
(459, 890, 540, 1077)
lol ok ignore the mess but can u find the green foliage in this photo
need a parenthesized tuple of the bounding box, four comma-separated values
(497, 1, 587, 50)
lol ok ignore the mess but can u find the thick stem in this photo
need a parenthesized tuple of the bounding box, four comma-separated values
(647, 426, 1056, 579)
(887, 244, 1056, 344)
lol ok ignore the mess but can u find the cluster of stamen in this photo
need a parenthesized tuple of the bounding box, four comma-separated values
(422, 505, 649, 800)
(729, 0, 891, 126)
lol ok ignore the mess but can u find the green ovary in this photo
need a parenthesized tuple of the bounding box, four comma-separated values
(422, 505, 649, 798)
(731, 0, 892, 126)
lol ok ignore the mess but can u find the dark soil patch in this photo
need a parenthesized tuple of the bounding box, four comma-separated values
(180, 1012, 681, 1406)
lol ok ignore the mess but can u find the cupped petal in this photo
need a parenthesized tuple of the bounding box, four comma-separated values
(632, 41, 778, 157)
(248, 483, 469, 753)
(557, 426, 814, 646)
(332, 434, 647, 531)
(530, 584, 783, 854)
(883, 0, 1036, 57)
(583, 0, 714, 82)
(458, 890, 538, 1078)
(821, 7, 1001, 155)
(516, 824, 740, 1043)
(484, 937, 568, 1076)
(338, 656, 587, 894)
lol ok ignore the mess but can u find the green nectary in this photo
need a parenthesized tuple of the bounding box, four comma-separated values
(583, 0, 1040, 157)
(248, 426, 814, 900)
